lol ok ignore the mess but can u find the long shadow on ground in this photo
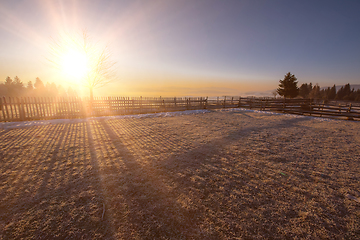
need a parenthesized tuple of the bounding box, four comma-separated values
(0, 112, 359, 239)
(95, 114, 357, 239)
(0, 123, 114, 239)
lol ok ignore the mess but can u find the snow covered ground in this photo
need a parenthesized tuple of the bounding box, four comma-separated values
(1, 108, 359, 239)
(0, 108, 335, 130)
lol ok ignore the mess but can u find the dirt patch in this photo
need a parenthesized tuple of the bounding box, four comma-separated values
(1, 109, 359, 239)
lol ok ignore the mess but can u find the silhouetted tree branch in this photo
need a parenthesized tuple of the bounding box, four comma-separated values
(47, 30, 117, 100)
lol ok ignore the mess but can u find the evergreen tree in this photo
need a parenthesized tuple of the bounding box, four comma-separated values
(13, 76, 25, 96)
(335, 86, 344, 100)
(34, 77, 44, 89)
(1, 76, 67, 98)
(328, 84, 336, 100)
(27, 81, 34, 90)
(309, 84, 321, 99)
(277, 72, 299, 98)
(13, 76, 23, 88)
(299, 83, 310, 98)
(342, 83, 352, 100)
(26, 81, 34, 96)
(336, 83, 353, 100)
(0, 82, 5, 97)
(5, 76, 13, 86)
(355, 90, 360, 102)
(321, 87, 331, 100)
(308, 83, 313, 94)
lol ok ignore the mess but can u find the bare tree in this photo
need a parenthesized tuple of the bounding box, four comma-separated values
(47, 30, 116, 100)
(272, 89, 277, 99)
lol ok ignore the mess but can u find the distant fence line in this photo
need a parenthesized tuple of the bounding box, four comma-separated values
(236, 97, 360, 120)
(0, 96, 360, 122)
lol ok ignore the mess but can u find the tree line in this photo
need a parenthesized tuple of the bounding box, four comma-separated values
(277, 72, 360, 101)
(0, 76, 79, 98)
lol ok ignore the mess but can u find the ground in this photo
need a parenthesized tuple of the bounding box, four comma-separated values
(0, 109, 359, 239)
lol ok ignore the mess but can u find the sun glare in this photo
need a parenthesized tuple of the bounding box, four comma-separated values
(61, 50, 89, 80)
(49, 31, 116, 92)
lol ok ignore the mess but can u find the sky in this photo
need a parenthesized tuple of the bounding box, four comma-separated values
(1, 0, 360, 97)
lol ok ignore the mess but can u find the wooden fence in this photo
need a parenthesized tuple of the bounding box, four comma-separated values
(233, 97, 360, 120)
(1, 96, 359, 122)
(0, 96, 208, 122)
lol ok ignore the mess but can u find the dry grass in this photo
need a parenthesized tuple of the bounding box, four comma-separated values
(0, 109, 359, 239)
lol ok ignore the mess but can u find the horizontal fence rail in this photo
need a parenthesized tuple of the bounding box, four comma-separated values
(1, 96, 359, 122)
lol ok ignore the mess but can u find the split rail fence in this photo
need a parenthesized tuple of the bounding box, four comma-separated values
(231, 97, 360, 120)
(1, 96, 359, 122)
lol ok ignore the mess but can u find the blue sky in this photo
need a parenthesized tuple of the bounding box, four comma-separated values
(0, 0, 359, 97)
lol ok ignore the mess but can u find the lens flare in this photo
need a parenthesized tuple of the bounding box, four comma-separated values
(61, 49, 89, 80)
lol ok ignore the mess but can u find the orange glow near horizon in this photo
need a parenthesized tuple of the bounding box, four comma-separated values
(4, 0, 342, 98)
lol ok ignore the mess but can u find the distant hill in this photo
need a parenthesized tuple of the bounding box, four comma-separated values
(240, 90, 275, 97)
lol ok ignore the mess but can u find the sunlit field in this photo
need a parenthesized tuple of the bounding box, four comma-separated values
(1, 109, 359, 239)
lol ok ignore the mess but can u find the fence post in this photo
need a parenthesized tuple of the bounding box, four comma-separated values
(8, 97, 14, 120)
(265, 99, 268, 111)
(347, 103, 353, 120)
(19, 97, 25, 121)
(24, 97, 30, 119)
(16, 97, 21, 120)
(0, 98, 2, 121)
(347, 103, 352, 113)
(283, 98, 285, 113)
(140, 96, 142, 113)
(4, 97, 9, 121)
(223, 96, 226, 108)
(108, 96, 112, 115)
(1, 97, 7, 121)
(89, 96, 93, 116)
(125, 97, 128, 114)
(320, 100, 325, 117)
(132, 98, 134, 114)
(204, 97, 208, 109)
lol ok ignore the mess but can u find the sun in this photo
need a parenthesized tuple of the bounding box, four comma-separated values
(61, 49, 90, 80)
(49, 31, 116, 94)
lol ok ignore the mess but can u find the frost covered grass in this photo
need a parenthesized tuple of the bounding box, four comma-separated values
(0, 109, 359, 239)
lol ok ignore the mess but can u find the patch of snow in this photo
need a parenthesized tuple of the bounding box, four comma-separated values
(214, 108, 337, 122)
(0, 109, 211, 130)
(1, 107, 350, 130)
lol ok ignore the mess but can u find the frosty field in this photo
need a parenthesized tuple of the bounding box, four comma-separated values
(0, 109, 359, 239)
